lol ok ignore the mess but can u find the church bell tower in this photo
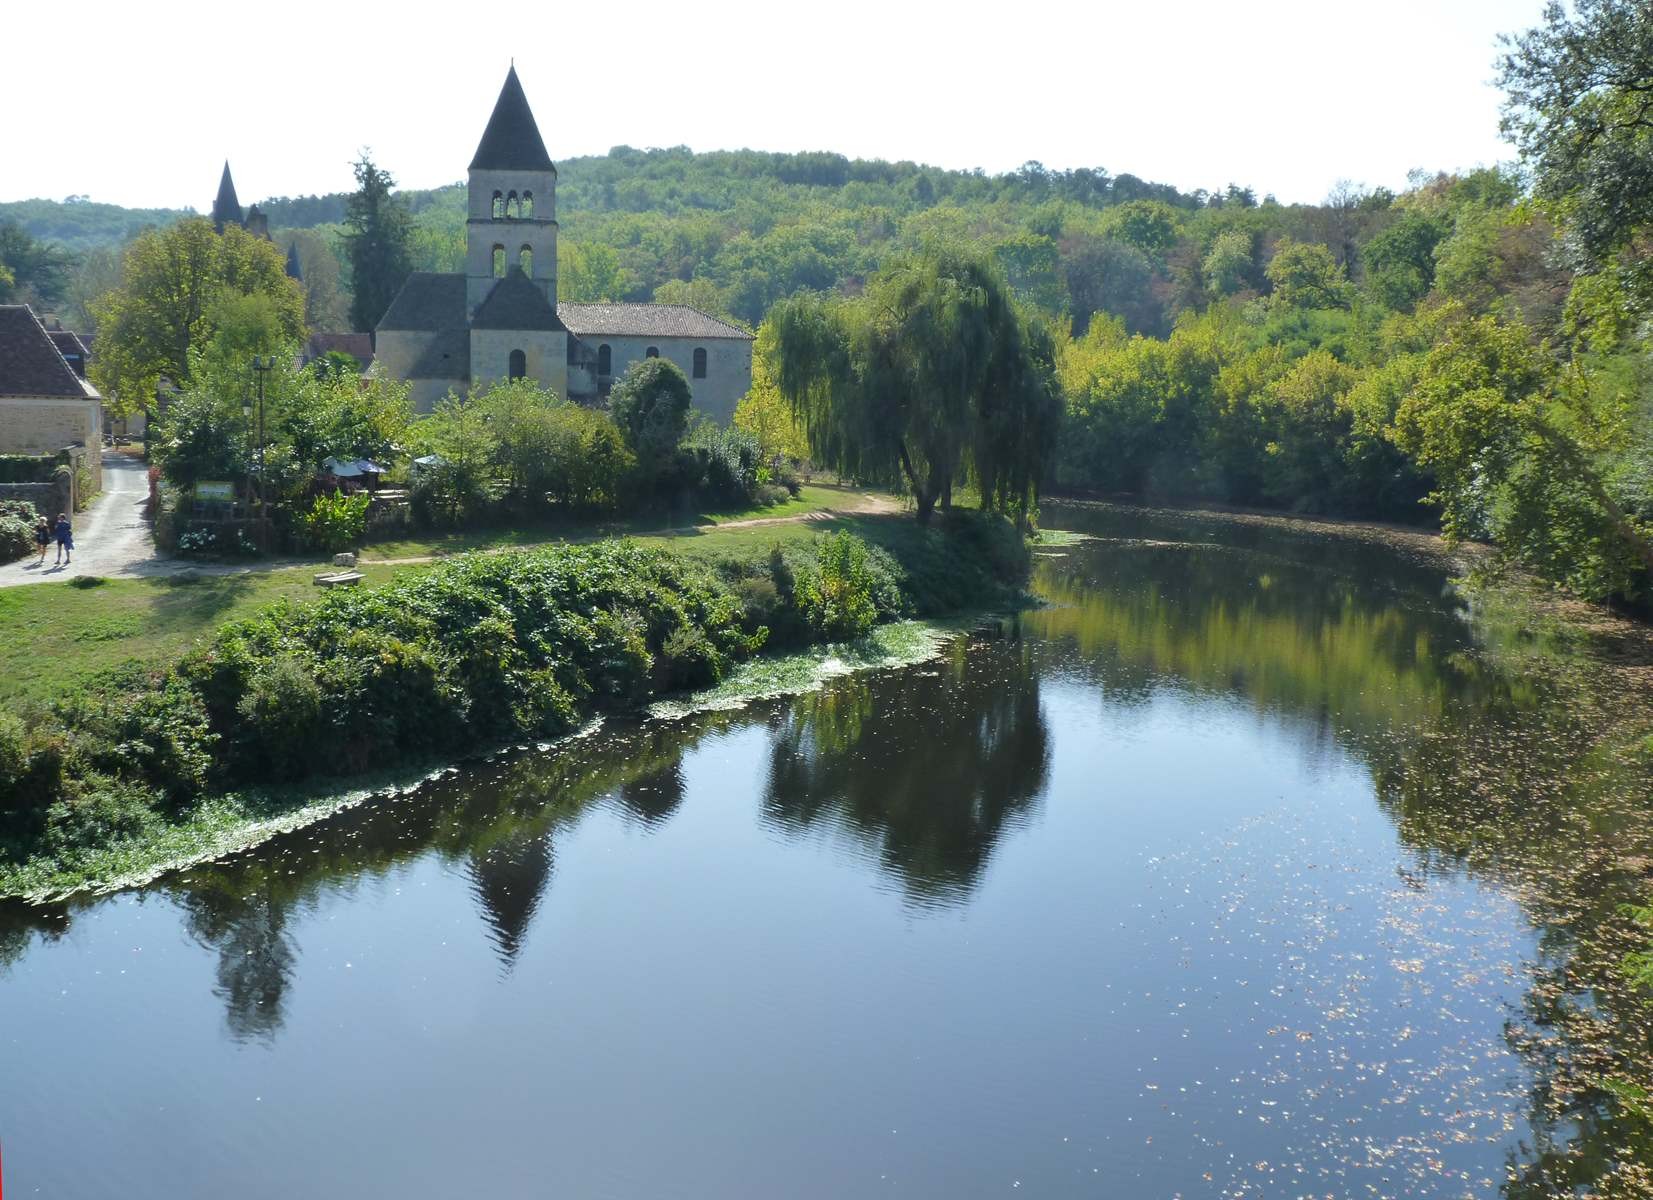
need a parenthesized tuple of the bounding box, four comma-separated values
(465, 67, 558, 315)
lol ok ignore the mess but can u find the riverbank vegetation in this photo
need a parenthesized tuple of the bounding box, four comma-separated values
(0, 511, 1027, 896)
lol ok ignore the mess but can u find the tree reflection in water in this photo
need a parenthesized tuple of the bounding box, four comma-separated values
(761, 635, 1050, 907)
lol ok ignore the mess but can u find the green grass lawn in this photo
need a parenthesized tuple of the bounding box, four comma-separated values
(357, 485, 850, 561)
(0, 494, 910, 706)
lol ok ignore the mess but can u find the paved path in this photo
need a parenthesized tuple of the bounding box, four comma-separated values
(0, 453, 171, 588)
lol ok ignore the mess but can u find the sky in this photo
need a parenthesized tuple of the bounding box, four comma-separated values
(1, 0, 1547, 211)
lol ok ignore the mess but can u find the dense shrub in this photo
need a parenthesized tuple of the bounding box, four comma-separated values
(297, 489, 371, 552)
(0, 515, 36, 562)
(0, 516, 1030, 874)
(794, 531, 881, 640)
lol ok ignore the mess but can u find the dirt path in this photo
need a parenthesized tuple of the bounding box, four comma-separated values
(0, 453, 164, 588)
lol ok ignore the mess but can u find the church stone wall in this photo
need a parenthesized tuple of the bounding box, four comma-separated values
(595, 337, 752, 425)
(470, 329, 568, 401)
(375, 330, 456, 415)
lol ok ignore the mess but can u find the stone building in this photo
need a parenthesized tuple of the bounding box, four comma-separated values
(375, 68, 753, 418)
(0, 305, 104, 488)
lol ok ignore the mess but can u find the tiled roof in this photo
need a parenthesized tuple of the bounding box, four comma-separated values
(305, 332, 375, 364)
(558, 303, 754, 340)
(470, 67, 555, 173)
(377, 273, 466, 331)
(473, 268, 565, 331)
(46, 329, 90, 377)
(0, 306, 99, 399)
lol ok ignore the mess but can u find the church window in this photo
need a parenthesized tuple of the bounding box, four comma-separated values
(521, 192, 534, 218)
(507, 191, 519, 218)
(509, 349, 526, 379)
(492, 245, 506, 277)
(693, 347, 708, 379)
(492, 191, 504, 219)
(646, 346, 659, 358)
(597, 344, 612, 375)
(519, 245, 532, 275)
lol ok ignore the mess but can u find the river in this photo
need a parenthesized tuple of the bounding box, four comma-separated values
(3, 503, 1650, 1198)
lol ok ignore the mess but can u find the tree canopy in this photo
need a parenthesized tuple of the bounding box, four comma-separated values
(770, 245, 1060, 522)
(343, 154, 413, 332)
(89, 218, 303, 416)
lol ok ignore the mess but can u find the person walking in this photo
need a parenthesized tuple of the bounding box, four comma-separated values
(53, 512, 73, 566)
(33, 515, 50, 564)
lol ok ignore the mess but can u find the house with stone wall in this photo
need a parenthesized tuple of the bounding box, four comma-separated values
(376, 68, 753, 416)
(0, 305, 103, 490)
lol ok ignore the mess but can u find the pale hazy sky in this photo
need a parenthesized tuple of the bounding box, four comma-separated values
(2, 0, 1545, 211)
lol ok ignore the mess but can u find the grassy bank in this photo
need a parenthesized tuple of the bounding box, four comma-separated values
(0, 510, 1027, 898)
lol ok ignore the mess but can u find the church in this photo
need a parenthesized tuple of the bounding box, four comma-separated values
(374, 68, 754, 419)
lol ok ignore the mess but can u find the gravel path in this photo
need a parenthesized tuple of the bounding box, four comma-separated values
(0, 453, 171, 588)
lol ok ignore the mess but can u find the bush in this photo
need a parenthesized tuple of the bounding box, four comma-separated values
(42, 777, 161, 859)
(0, 499, 39, 521)
(235, 658, 324, 781)
(0, 515, 35, 563)
(298, 489, 371, 552)
(795, 531, 879, 640)
(57, 677, 218, 805)
(660, 625, 724, 691)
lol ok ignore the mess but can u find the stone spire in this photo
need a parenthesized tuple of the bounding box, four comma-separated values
(468, 66, 554, 173)
(211, 162, 243, 232)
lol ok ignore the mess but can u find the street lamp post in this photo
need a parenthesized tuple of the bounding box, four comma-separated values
(249, 355, 274, 552)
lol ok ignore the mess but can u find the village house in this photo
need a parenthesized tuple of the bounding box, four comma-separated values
(0, 304, 104, 490)
(374, 68, 754, 418)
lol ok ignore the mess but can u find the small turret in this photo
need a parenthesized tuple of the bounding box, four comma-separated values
(212, 162, 243, 232)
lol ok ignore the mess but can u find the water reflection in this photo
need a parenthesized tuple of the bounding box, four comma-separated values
(3, 502, 1651, 1198)
(761, 638, 1050, 906)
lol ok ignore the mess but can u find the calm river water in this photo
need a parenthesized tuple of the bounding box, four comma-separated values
(4, 504, 1651, 1198)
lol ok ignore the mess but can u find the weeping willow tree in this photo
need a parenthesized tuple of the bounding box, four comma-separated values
(769, 245, 1061, 523)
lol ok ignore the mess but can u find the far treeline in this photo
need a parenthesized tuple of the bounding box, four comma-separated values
(1, 1, 1650, 607)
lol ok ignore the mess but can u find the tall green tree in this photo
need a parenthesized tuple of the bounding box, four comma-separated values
(1392, 314, 1653, 598)
(1499, 0, 1653, 299)
(770, 245, 1060, 523)
(89, 218, 303, 416)
(0, 221, 75, 307)
(609, 357, 693, 470)
(343, 154, 413, 332)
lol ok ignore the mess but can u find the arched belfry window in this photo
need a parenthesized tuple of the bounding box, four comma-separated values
(507, 191, 519, 219)
(508, 349, 526, 379)
(521, 192, 534, 218)
(645, 346, 659, 358)
(693, 347, 708, 379)
(519, 245, 532, 275)
(597, 344, 612, 375)
(492, 245, 505, 277)
(491, 191, 504, 219)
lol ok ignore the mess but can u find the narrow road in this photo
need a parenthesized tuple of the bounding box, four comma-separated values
(0, 453, 163, 587)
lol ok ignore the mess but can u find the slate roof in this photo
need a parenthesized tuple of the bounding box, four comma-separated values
(0, 306, 100, 399)
(470, 67, 555, 173)
(212, 161, 242, 230)
(558, 304, 753, 340)
(46, 329, 90, 377)
(305, 332, 375, 365)
(377, 272, 466, 331)
(472, 268, 565, 331)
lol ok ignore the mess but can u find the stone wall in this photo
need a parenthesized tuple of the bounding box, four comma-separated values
(0, 479, 71, 519)
(470, 328, 568, 400)
(0, 396, 101, 458)
(591, 336, 752, 425)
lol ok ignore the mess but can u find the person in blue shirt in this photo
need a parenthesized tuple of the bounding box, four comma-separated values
(53, 512, 73, 566)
